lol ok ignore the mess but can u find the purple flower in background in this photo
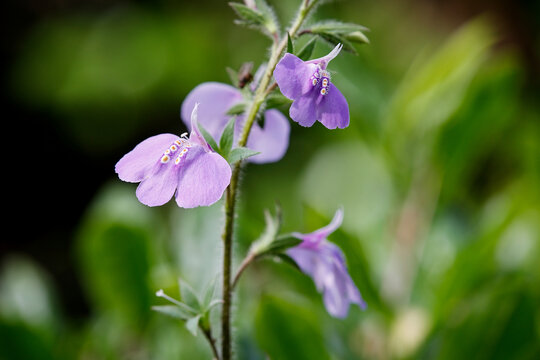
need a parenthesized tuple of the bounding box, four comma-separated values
(287, 208, 366, 318)
(273, 43, 350, 129)
(115, 104, 231, 208)
(181, 82, 290, 164)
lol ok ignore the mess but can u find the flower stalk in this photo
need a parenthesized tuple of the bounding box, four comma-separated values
(220, 1, 319, 359)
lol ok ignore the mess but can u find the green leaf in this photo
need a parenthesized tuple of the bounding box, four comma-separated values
(228, 147, 260, 164)
(255, 296, 331, 360)
(201, 276, 218, 310)
(265, 93, 292, 109)
(272, 253, 301, 271)
(249, 208, 282, 256)
(263, 235, 302, 254)
(229, 3, 266, 27)
(151, 305, 192, 321)
(310, 20, 369, 35)
(296, 36, 317, 61)
(196, 121, 219, 153)
(317, 32, 357, 55)
(229, 0, 279, 39)
(185, 314, 202, 336)
(226, 66, 238, 87)
(225, 102, 246, 116)
(179, 278, 201, 311)
(287, 32, 294, 53)
(219, 117, 236, 157)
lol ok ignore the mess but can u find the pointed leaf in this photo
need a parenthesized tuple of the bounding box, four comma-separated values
(265, 93, 292, 109)
(272, 253, 301, 271)
(196, 121, 219, 153)
(226, 66, 239, 87)
(296, 36, 317, 61)
(229, 3, 265, 26)
(228, 147, 260, 164)
(263, 235, 302, 254)
(152, 305, 192, 321)
(287, 32, 294, 54)
(201, 276, 218, 309)
(185, 314, 202, 336)
(226, 102, 246, 116)
(219, 117, 236, 157)
(179, 278, 201, 311)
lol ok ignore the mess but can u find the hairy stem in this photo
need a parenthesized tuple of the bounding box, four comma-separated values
(220, 2, 317, 359)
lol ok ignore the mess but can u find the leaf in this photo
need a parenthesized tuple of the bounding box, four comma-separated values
(201, 276, 218, 310)
(255, 296, 331, 360)
(228, 147, 260, 164)
(226, 66, 238, 87)
(310, 20, 369, 34)
(219, 117, 236, 157)
(229, 0, 279, 39)
(265, 93, 292, 109)
(151, 305, 192, 321)
(225, 102, 246, 116)
(263, 235, 302, 254)
(185, 314, 202, 336)
(296, 36, 317, 61)
(229, 3, 266, 27)
(179, 278, 201, 311)
(317, 32, 357, 55)
(272, 253, 301, 271)
(287, 32, 294, 54)
(196, 121, 219, 153)
(249, 208, 282, 256)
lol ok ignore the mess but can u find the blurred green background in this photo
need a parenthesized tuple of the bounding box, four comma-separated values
(3, 0, 540, 359)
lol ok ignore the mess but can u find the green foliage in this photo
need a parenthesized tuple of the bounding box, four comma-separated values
(255, 296, 331, 360)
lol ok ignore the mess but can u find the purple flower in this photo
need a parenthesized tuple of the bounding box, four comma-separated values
(287, 208, 366, 318)
(180, 82, 290, 164)
(115, 104, 231, 208)
(273, 43, 350, 129)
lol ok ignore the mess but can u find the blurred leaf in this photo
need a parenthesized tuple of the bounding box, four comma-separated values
(152, 305, 192, 321)
(225, 102, 246, 116)
(228, 147, 260, 164)
(265, 93, 292, 109)
(229, 3, 266, 27)
(249, 208, 282, 256)
(77, 222, 153, 327)
(185, 315, 202, 337)
(255, 296, 330, 360)
(386, 18, 496, 138)
(179, 279, 202, 311)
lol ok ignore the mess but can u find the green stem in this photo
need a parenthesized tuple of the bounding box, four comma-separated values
(220, 2, 317, 359)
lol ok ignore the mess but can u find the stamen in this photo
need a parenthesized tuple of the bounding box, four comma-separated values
(160, 155, 170, 163)
(181, 132, 189, 139)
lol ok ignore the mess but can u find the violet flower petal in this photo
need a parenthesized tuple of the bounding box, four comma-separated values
(317, 84, 350, 129)
(135, 159, 178, 207)
(247, 109, 290, 163)
(273, 53, 318, 99)
(181, 82, 243, 141)
(181, 82, 290, 164)
(115, 134, 179, 183)
(287, 209, 366, 318)
(175, 146, 232, 208)
(289, 92, 318, 127)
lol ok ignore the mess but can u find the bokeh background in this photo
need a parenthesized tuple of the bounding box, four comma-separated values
(2, 0, 540, 359)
